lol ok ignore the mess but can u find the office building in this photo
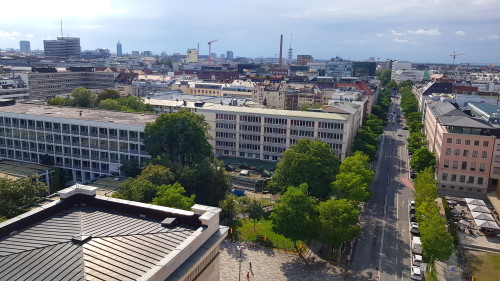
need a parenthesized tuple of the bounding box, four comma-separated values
(296, 55, 313, 66)
(226, 51, 233, 60)
(186, 48, 199, 63)
(19, 40, 31, 53)
(43, 37, 81, 57)
(0, 184, 228, 281)
(0, 75, 30, 101)
(0, 103, 154, 183)
(116, 40, 122, 56)
(326, 57, 353, 78)
(11, 67, 116, 100)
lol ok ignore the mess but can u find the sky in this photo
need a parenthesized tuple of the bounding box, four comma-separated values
(1, 0, 499, 64)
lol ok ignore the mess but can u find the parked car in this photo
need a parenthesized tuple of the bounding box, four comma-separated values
(410, 214, 417, 222)
(409, 205, 416, 214)
(412, 254, 423, 266)
(409, 200, 415, 207)
(411, 266, 422, 280)
(410, 225, 420, 236)
(402, 126, 408, 130)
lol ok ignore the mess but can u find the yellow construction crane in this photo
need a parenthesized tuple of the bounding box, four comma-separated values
(450, 51, 467, 65)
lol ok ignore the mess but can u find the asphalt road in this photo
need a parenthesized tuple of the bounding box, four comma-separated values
(348, 98, 415, 281)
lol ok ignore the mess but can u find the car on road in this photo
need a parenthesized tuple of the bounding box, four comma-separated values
(410, 214, 417, 222)
(410, 223, 420, 236)
(409, 205, 416, 214)
(402, 126, 408, 130)
(411, 266, 422, 280)
(412, 254, 423, 266)
(409, 200, 415, 207)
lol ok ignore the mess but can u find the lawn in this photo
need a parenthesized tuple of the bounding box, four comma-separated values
(467, 250, 500, 281)
(230, 218, 299, 252)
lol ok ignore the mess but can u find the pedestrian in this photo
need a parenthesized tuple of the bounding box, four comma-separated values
(249, 262, 252, 269)
(247, 271, 250, 280)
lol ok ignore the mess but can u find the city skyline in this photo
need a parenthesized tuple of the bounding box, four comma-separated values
(0, 0, 499, 63)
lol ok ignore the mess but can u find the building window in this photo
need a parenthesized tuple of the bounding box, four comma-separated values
(452, 160, 458, 169)
(472, 150, 478, 158)
(454, 149, 460, 156)
(478, 177, 483, 185)
(447, 138, 452, 144)
(445, 148, 451, 155)
(459, 175, 465, 182)
(470, 162, 476, 171)
(480, 163, 485, 172)
(463, 150, 469, 157)
(450, 186, 455, 190)
(456, 139, 461, 145)
(465, 140, 470, 145)
(481, 151, 487, 158)
(468, 176, 474, 184)
(477, 189, 482, 193)
(444, 160, 449, 168)
(459, 186, 463, 190)
(442, 173, 448, 181)
(483, 141, 489, 147)
(451, 174, 456, 181)
(474, 140, 480, 146)
(461, 161, 467, 170)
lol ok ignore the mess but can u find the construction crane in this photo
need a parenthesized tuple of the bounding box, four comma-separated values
(208, 39, 218, 64)
(450, 51, 467, 65)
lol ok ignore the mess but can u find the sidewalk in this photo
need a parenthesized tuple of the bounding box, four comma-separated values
(435, 253, 462, 281)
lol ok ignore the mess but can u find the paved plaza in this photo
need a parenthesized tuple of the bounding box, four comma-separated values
(219, 240, 344, 281)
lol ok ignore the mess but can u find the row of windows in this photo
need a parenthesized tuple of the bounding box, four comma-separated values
(264, 117, 287, 125)
(263, 146, 286, 153)
(290, 130, 314, 137)
(441, 173, 484, 185)
(446, 138, 489, 147)
(444, 148, 488, 158)
(240, 134, 260, 141)
(216, 114, 236, 121)
(0, 136, 145, 151)
(239, 143, 260, 150)
(216, 123, 236, 130)
(215, 141, 235, 148)
(443, 160, 486, 172)
(240, 116, 261, 123)
(290, 120, 314, 127)
(318, 122, 344, 130)
(215, 132, 236, 139)
(264, 127, 287, 135)
(318, 132, 343, 140)
(239, 125, 260, 132)
(441, 185, 483, 193)
(263, 137, 286, 144)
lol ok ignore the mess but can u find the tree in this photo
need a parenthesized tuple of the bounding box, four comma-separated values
(318, 199, 360, 249)
(270, 184, 318, 251)
(365, 115, 384, 135)
(97, 89, 120, 103)
(144, 110, 213, 166)
(47, 96, 72, 106)
(352, 139, 377, 162)
(298, 103, 322, 111)
(399, 80, 414, 89)
(120, 159, 142, 177)
(152, 182, 195, 210)
(71, 87, 96, 108)
(386, 80, 399, 92)
(410, 148, 436, 173)
(354, 128, 379, 147)
(413, 168, 438, 206)
(219, 194, 239, 225)
(113, 178, 158, 203)
(332, 151, 373, 202)
(376, 69, 391, 86)
(270, 139, 340, 199)
(98, 99, 121, 111)
(0, 177, 48, 218)
(408, 132, 428, 154)
(247, 199, 265, 230)
(137, 165, 174, 186)
(419, 210, 454, 263)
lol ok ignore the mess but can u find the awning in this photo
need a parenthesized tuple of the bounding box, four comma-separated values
(471, 211, 495, 221)
(468, 205, 491, 213)
(474, 219, 500, 230)
(465, 198, 487, 206)
(457, 220, 472, 228)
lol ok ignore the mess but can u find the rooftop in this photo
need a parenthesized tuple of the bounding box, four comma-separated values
(0, 160, 54, 180)
(199, 105, 350, 120)
(0, 185, 227, 281)
(0, 103, 158, 127)
(428, 101, 493, 129)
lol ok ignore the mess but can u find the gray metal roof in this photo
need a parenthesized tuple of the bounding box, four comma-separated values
(428, 101, 493, 129)
(0, 205, 198, 281)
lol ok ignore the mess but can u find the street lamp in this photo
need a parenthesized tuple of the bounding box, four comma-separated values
(237, 244, 243, 281)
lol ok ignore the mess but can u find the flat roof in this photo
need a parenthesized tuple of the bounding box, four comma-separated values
(199, 104, 350, 121)
(0, 185, 226, 281)
(0, 160, 54, 180)
(0, 103, 158, 126)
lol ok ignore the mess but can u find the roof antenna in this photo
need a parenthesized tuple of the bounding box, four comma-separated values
(60, 20, 63, 38)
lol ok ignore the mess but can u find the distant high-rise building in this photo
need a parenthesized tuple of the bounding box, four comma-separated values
(220, 54, 225, 59)
(43, 37, 80, 57)
(19, 40, 31, 53)
(211, 53, 217, 59)
(131, 51, 140, 56)
(143, 51, 152, 57)
(296, 55, 313, 66)
(116, 40, 122, 56)
(186, 49, 199, 63)
(226, 51, 233, 60)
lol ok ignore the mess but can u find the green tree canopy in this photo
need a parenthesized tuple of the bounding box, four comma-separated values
(219, 194, 239, 225)
(376, 70, 391, 86)
(399, 80, 414, 89)
(246, 199, 265, 230)
(98, 99, 122, 111)
(365, 115, 384, 135)
(144, 111, 213, 166)
(0, 177, 48, 218)
(120, 159, 142, 177)
(270, 184, 318, 249)
(354, 128, 379, 147)
(113, 177, 158, 203)
(352, 139, 377, 162)
(410, 148, 436, 173)
(137, 165, 174, 186)
(97, 89, 121, 103)
(270, 139, 340, 199)
(152, 182, 195, 210)
(408, 132, 428, 154)
(318, 198, 360, 248)
(47, 96, 72, 106)
(419, 209, 454, 262)
(71, 86, 96, 108)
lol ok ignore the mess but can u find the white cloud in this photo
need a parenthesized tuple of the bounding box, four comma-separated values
(25, 33, 35, 38)
(407, 28, 441, 36)
(393, 38, 409, 43)
(376, 33, 384, 37)
(391, 30, 406, 36)
(0, 30, 19, 38)
(454, 30, 466, 36)
(487, 34, 499, 39)
(81, 25, 104, 29)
